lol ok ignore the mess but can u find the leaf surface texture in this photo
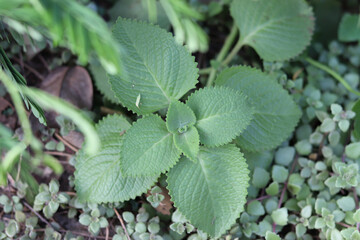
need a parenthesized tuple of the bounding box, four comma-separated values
(338, 13, 360, 42)
(120, 115, 181, 176)
(75, 115, 157, 203)
(231, 0, 314, 61)
(167, 145, 249, 237)
(216, 66, 301, 152)
(109, 18, 198, 114)
(186, 86, 253, 147)
(166, 101, 196, 133)
(173, 126, 200, 162)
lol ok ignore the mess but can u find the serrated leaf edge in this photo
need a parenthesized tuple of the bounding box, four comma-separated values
(165, 100, 197, 134)
(108, 17, 199, 116)
(216, 65, 302, 152)
(185, 86, 255, 148)
(166, 144, 250, 237)
(230, 0, 315, 62)
(95, 73, 120, 104)
(172, 127, 200, 162)
(74, 114, 159, 204)
(119, 114, 182, 177)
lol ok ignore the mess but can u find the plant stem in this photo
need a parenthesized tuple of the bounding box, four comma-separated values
(147, 0, 157, 24)
(305, 57, 360, 97)
(217, 25, 240, 65)
(54, 132, 79, 152)
(206, 24, 239, 87)
(114, 208, 131, 240)
(23, 201, 53, 229)
(272, 155, 298, 232)
(0, 69, 34, 178)
(221, 39, 244, 67)
(246, 195, 271, 205)
(0, 69, 33, 144)
(337, 222, 353, 228)
(199, 67, 212, 75)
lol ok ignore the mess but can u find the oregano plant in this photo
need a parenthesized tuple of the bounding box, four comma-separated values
(75, 0, 314, 237)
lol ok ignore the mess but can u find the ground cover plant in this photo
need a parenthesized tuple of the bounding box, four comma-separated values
(1, 0, 360, 239)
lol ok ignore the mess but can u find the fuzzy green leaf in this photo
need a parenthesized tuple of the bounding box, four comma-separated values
(75, 115, 158, 203)
(173, 126, 199, 161)
(230, 0, 314, 61)
(167, 144, 249, 238)
(166, 101, 196, 134)
(89, 59, 120, 104)
(120, 115, 181, 176)
(216, 66, 301, 152)
(338, 13, 360, 42)
(186, 86, 253, 147)
(266, 232, 281, 240)
(109, 18, 198, 115)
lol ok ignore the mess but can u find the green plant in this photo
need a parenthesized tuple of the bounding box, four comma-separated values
(75, 0, 315, 237)
(0, 0, 122, 74)
(79, 207, 109, 236)
(33, 180, 69, 219)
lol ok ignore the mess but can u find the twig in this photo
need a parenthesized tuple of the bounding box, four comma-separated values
(273, 155, 299, 232)
(7, 174, 15, 187)
(114, 208, 131, 240)
(12, 57, 45, 82)
(65, 192, 76, 196)
(106, 226, 109, 240)
(337, 222, 353, 228)
(44, 151, 73, 157)
(23, 201, 53, 228)
(246, 195, 271, 205)
(54, 133, 79, 152)
(38, 55, 50, 73)
(292, 68, 303, 80)
(58, 229, 111, 239)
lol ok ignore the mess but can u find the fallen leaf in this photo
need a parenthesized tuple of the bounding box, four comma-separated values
(41, 66, 93, 109)
(40, 66, 93, 127)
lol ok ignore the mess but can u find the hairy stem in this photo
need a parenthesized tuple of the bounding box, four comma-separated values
(199, 67, 212, 75)
(206, 24, 239, 87)
(306, 57, 360, 97)
(147, 0, 157, 23)
(221, 38, 244, 67)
